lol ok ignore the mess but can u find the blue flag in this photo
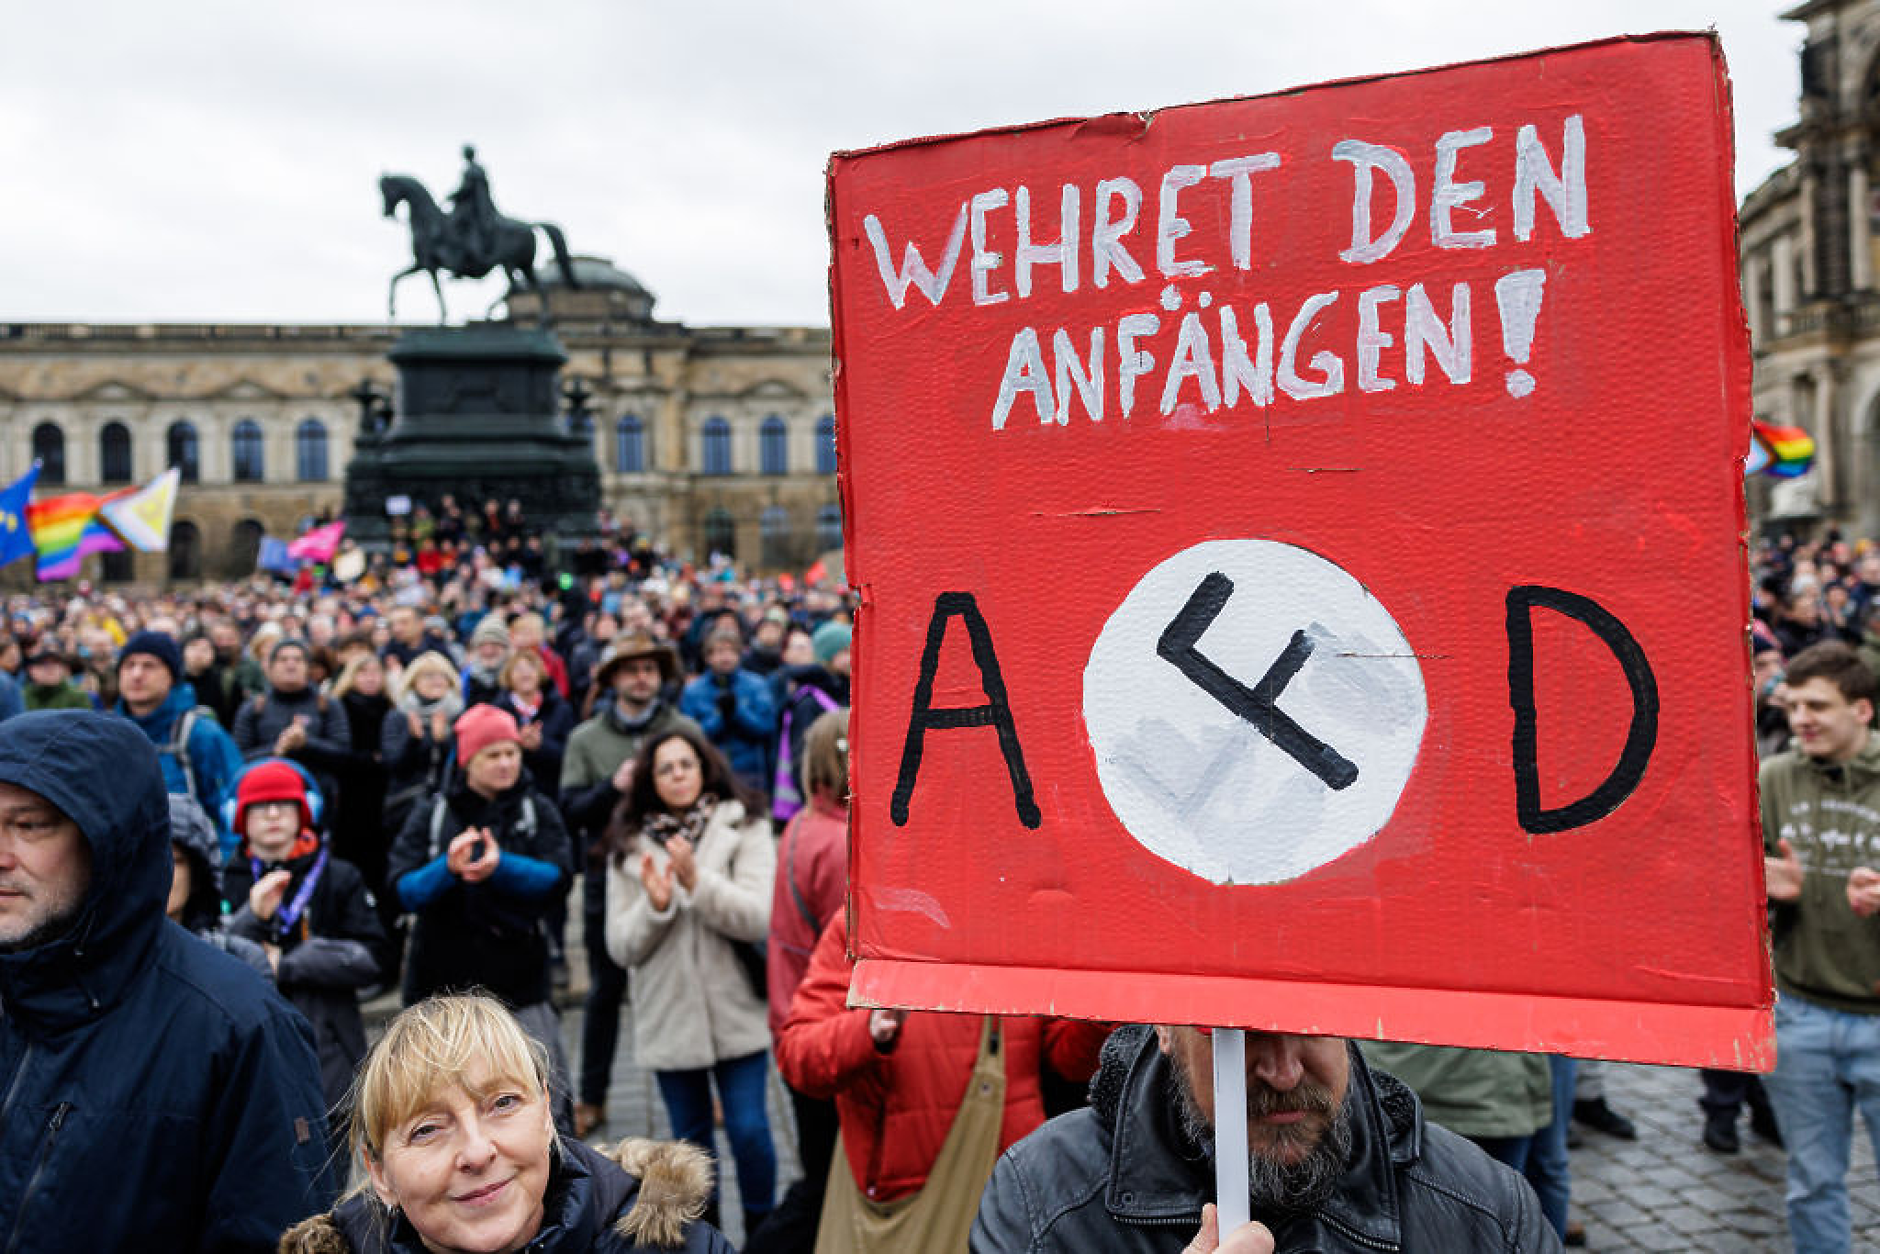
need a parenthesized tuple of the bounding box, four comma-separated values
(0, 464, 39, 569)
(256, 535, 298, 575)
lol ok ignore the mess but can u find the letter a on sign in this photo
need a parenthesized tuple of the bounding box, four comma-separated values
(893, 592, 1040, 829)
(831, 33, 1769, 1071)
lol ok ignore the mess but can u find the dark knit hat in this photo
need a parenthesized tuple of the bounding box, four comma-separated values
(235, 760, 313, 834)
(118, 630, 182, 681)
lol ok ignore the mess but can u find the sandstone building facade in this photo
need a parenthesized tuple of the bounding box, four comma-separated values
(1742, 0, 1880, 537)
(0, 258, 837, 584)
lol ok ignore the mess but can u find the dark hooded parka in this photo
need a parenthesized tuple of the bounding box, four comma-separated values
(0, 711, 335, 1253)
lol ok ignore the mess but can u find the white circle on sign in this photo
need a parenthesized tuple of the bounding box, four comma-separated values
(1083, 539, 1426, 885)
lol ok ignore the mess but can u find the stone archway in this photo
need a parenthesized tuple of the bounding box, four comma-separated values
(229, 517, 265, 578)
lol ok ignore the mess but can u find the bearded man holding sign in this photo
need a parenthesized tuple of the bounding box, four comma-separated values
(971, 1024, 1556, 1252)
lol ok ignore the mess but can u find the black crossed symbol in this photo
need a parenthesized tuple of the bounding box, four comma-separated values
(1155, 571, 1358, 791)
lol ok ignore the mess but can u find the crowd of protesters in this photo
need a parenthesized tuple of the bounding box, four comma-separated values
(0, 509, 1132, 1253)
(2, 520, 1868, 1251)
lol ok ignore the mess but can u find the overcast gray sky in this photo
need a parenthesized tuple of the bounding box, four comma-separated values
(0, 1, 1800, 329)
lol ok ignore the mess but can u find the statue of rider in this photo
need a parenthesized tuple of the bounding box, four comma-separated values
(449, 144, 498, 270)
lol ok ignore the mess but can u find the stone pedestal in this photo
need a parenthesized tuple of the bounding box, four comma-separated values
(343, 324, 600, 547)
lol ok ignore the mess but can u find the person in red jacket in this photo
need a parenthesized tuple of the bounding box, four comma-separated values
(776, 912, 1110, 1233)
(748, 708, 849, 1254)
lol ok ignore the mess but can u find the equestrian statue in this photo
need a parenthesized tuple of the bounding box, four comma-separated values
(380, 145, 578, 324)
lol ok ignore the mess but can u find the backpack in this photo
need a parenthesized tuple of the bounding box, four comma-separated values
(163, 705, 220, 805)
(772, 686, 840, 822)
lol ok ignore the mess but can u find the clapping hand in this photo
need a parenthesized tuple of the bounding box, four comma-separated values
(248, 869, 293, 921)
(664, 835, 699, 892)
(639, 851, 675, 911)
(273, 716, 308, 756)
(1766, 838, 1803, 903)
(1849, 866, 1880, 917)
(448, 828, 501, 882)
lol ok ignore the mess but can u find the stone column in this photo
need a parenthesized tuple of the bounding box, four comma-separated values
(1743, 256, 1764, 341)
(1773, 235, 1798, 332)
(1812, 366, 1840, 516)
(1853, 162, 1873, 292)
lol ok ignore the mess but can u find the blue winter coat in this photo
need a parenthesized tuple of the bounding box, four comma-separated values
(0, 669, 22, 723)
(118, 680, 246, 834)
(0, 711, 335, 1253)
(679, 668, 775, 790)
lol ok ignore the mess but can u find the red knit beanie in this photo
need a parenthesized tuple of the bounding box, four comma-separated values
(235, 760, 312, 834)
(455, 704, 521, 766)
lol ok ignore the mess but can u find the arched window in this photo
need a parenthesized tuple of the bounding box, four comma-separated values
(32, 423, 64, 486)
(230, 518, 265, 577)
(816, 502, 843, 552)
(167, 420, 200, 483)
(761, 505, 792, 568)
(232, 419, 265, 483)
(760, 415, 788, 476)
(702, 507, 736, 560)
(168, 519, 202, 582)
(815, 413, 837, 475)
(616, 414, 645, 473)
(100, 548, 134, 583)
(701, 416, 732, 476)
(100, 421, 133, 484)
(295, 418, 328, 481)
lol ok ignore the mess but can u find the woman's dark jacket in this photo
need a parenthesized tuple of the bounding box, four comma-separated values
(332, 688, 393, 886)
(283, 1136, 735, 1253)
(497, 685, 576, 801)
(386, 775, 573, 1008)
(380, 702, 454, 838)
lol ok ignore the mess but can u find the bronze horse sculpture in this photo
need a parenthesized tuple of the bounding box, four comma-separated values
(379, 174, 578, 324)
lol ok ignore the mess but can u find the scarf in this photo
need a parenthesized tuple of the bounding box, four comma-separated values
(398, 685, 465, 722)
(606, 697, 665, 736)
(248, 830, 322, 864)
(639, 795, 718, 851)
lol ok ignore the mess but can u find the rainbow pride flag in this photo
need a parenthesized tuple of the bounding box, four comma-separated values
(27, 492, 124, 581)
(1749, 420, 1816, 479)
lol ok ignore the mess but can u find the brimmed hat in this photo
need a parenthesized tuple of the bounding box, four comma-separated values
(595, 632, 679, 687)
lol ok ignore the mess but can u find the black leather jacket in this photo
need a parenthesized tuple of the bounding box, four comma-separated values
(972, 1026, 1561, 1253)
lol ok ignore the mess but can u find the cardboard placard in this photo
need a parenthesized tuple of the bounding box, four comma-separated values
(829, 32, 1769, 1067)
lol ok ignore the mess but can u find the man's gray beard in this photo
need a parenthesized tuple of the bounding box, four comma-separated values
(0, 898, 86, 956)
(1172, 1066, 1355, 1217)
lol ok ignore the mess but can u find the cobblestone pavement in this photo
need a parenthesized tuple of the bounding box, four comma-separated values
(1565, 1061, 1877, 1252)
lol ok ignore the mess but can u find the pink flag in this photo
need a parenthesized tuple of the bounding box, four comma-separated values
(286, 520, 345, 563)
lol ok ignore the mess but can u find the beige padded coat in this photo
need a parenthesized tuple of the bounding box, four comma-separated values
(605, 798, 776, 1072)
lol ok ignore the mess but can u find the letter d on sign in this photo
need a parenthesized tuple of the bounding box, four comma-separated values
(1506, 586, 1659, 834)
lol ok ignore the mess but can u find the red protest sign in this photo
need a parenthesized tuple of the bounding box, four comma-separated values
(829, 33, 1769, 1068)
